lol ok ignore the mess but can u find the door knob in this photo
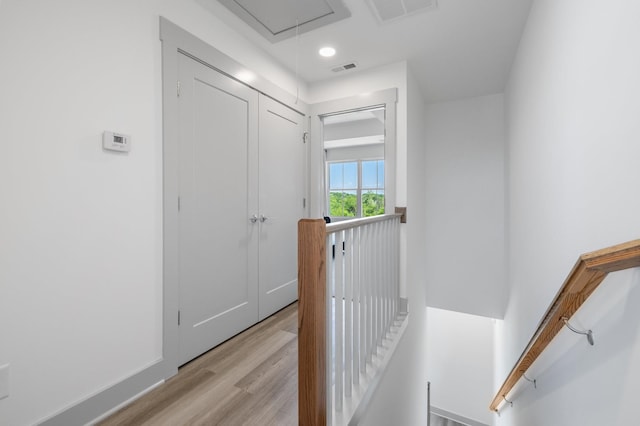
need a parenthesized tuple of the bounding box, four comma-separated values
(260, 215, 268, 223)
(249, 214, 258, 223)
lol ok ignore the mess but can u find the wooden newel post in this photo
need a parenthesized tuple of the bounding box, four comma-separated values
(298, 219, 327, 426)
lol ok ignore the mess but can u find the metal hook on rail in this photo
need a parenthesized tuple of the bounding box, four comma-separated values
(503, 395, 513, 408)
(561, 316, 594, 346)
(523, 373, 537, 389)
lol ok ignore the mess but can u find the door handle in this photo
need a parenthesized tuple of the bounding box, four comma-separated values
(260, 215, 268, 223)
(250, 214, 258, 223)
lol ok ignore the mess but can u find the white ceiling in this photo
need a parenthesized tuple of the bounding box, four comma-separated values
(197, 0, 533, 102)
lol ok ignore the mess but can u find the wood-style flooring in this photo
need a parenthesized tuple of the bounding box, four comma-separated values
(98, 302, 298, 426)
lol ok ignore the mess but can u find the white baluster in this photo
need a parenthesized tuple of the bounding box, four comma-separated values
(383, 220, 389, 334)
(387, 219, 393, 328)
(382, 219, 388, 333)
(364, 224, 373, 365)
(344, 228, 353, 398)
(360, 224, 367, 373)
(335, 230, 344, 411)
(391, 219, 395, 324)
(353, 225, 361, 384)
(374, 222, 382, 353)
(371, 222, 377, 350)
(396, 217, 400, 316)
(326, 233, 333, 423)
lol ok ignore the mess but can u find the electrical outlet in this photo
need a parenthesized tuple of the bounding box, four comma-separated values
(0, 364, 9, 400)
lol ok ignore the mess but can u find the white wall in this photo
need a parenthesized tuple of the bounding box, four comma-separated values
(0, 1, 300, 425)
(496, 0, 640, 424)
(360, 64, 428, 426)
(427, 307, 495, 426)
(424, 94, 507, 319)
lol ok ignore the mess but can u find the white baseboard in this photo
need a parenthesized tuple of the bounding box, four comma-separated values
(84, 379, 165, 425)
(37, 359, 174, 426)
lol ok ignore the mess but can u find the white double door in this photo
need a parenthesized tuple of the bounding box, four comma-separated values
(177, 53, 305, 365)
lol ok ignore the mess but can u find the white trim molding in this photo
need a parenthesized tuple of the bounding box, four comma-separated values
(430, 406, 491, 426)
(309, 88, 398, 218)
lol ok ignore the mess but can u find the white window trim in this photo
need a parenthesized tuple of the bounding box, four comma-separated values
(326, 159, 385, 219)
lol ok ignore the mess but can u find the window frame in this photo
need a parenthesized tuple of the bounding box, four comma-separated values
(326, 158, 385, 219)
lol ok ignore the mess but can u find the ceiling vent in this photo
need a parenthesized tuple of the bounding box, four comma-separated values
(367, 0, 437, 23)
(217, 0, 351, 43)
(331, 62, 358, 73)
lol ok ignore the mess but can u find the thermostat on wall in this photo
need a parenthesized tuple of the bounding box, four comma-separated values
(103, 131, 131, 152)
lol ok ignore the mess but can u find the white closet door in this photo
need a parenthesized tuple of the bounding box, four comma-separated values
(258, 95, 306, 320)
(177, 53, 259, 365)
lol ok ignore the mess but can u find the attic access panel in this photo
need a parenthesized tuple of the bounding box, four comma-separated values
(218, 0, 351, 43)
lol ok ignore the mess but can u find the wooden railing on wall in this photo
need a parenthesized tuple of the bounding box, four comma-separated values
(490, 239, 640, 412)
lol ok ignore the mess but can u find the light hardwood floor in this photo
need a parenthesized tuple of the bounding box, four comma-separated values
(98, 302, 298, 426)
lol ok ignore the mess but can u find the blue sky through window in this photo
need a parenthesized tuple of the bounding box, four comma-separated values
(362, 160, 384, 189)
(329, 162, 357, 190)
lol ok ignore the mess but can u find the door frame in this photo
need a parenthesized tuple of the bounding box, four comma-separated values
(309, 89, 398, 218)
(160, 17, 308, 374)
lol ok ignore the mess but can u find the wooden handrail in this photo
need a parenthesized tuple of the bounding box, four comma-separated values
(490, 239, 640, 412)
(326, 213, 403, 234)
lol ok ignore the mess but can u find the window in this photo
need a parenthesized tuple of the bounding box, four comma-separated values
(328, 159, 384, 218)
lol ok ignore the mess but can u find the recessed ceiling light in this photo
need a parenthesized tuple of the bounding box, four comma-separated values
(319, 46, 336, 58)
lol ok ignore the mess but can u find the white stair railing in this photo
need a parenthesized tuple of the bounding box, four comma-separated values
(298, 213, 408, 426)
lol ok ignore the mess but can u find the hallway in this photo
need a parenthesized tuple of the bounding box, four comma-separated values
(98, 303, 298, 425)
